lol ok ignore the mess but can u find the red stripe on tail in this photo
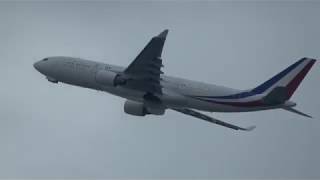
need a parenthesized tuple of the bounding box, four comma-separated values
(286, 60, 316, 98)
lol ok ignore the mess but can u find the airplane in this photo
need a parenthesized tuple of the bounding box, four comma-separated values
(34, 29, 316, 131)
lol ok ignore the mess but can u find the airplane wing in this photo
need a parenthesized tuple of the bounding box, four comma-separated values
(172, 108, 256, 131)
(123, 29, 168, 94)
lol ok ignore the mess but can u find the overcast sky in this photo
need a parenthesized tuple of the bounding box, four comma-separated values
(0, 1, 319, 178)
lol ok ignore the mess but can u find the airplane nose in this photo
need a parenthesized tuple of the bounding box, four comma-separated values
(33, 61, 41, 71)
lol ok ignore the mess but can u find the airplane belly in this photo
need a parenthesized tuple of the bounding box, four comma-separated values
(184, 96, 272, 112)
(160, 93, 187, 108)
(185, 97, 232, 112)
(102, 86, 145, 102)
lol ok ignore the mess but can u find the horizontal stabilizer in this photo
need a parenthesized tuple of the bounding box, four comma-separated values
(282, 107, 312, 118)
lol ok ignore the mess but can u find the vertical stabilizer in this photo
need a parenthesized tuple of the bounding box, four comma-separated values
(253, 57, 316, 100)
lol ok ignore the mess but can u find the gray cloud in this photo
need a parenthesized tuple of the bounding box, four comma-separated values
(0, 1, 319, 178)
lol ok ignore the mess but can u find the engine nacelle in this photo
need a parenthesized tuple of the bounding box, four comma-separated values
(95, 70, 126, 86)
(124, 100, 166, 116)
(124, 100, 148, 116)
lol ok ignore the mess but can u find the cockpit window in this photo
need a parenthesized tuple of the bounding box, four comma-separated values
(42, 58, 48, 61)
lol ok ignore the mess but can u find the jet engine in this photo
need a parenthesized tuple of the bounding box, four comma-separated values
(124, 100, 149, 116)
(124, 100, 166, 116)
(95, 70, 126, 86)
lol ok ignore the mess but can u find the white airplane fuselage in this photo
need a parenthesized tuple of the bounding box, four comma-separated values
(34, 56, 292, 113)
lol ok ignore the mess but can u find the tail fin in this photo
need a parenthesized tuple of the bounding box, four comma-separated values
(253, 57, 316, 100)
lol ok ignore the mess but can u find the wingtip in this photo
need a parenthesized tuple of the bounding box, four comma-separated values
(306, 114, 313, 118)
(244, 125, 256, 131)
(157, 29, 169, 38)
